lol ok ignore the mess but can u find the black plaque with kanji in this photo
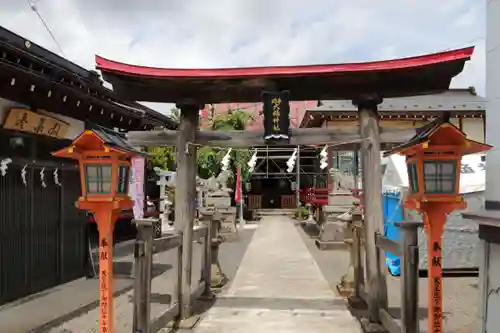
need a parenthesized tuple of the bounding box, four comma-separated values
(262, 90, 290, 141)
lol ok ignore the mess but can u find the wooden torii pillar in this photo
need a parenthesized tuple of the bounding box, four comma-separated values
(175, 101, 202, 319)
(355, 94, 388, 322)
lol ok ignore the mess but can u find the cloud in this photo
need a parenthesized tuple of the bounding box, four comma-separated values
(0, 0, 485, 115)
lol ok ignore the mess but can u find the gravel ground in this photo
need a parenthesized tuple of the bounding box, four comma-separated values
(297, 221, 480, 333)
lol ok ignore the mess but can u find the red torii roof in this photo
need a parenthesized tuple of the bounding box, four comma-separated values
(96, 47, 474, 104)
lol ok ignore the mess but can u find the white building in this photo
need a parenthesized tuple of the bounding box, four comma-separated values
(462, 1, 500, 332)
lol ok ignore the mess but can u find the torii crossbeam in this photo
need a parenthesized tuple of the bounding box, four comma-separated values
(125, 126, 418, 148)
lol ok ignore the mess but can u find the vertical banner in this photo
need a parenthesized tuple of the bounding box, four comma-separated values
(235, 168, 241, 204)
(262, 90, 291, 141)
(129, 157, 145, 219)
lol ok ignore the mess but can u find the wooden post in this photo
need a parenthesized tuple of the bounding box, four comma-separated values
(202, 216, 213, 298)
(175, 102, 200, 319)
(352, 208, 364, 299)
(132, 218, 155, 333)
(396, 221, 421, 333)
(93, 209, 120, 333)
(423, 210, 446, 333)
(356, 95, 388, 322)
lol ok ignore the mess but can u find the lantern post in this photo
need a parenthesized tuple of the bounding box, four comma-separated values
(383, 117, 491, 333)
(52, 127, 143, 333)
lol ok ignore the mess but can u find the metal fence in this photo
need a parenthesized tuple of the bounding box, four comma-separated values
(0, 163, 87, 305)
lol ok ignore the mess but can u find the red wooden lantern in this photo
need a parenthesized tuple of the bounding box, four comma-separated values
(384, 117, 492, 333)
(52, 126, 143, 333)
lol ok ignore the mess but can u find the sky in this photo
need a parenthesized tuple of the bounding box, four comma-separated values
(0, 0, 485, 114)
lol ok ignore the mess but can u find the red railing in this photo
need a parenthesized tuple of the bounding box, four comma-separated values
(248, 194, 262, 209)
(281, 195, 296, 209)
(299, 187, 362, 207)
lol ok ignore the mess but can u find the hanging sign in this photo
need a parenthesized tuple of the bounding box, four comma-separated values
(129, 157, 145, 219)
(3, 108, 69, 139)
(262, 90, 291, 141)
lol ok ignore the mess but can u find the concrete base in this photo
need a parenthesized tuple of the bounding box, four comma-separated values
(211, 262, 229, 289)
(328, 189, 358, 205)
(316, 219, 347, 248)
(337, 264, 355, 297)
(336, 282, 354, 298)
(359, 317, 387, 333)
(165, 314, 202, 329)
(300, 220, 321, 239)
(315, 239, 348, 250)
(255, 208, 298, 217)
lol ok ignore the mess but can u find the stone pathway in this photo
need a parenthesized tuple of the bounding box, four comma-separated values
(193, 216, 362, 333)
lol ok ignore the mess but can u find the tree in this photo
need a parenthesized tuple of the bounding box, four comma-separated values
(147, 106, 179, 171)
(148, 105, 254, 186)
(200, 107, 254, 186)
(148, 146, 176, 171)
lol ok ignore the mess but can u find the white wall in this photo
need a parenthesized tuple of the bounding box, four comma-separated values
(479, 2, 500, 332)
(486, 0, 500, 202)
(462, 118, 485, 143)
(484, 243, 500, 333)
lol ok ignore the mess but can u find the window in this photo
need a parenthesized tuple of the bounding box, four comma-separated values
(407, 163, 419, 193)
(116, 165, 129, 194)
(85, 164, 112, 194)
(423, 161, 456, 194)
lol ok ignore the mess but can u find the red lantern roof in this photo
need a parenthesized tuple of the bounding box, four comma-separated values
(52, 124, 144, 158)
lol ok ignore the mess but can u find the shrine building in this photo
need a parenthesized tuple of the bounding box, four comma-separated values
(202, 88, 485, 210)
(0, 26, 176, 305)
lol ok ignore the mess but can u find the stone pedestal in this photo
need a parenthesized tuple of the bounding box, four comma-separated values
(205, 190, 231, 207)
(198, 210, 229, 290)
(338, 208, 363, 297)
(316, 190, 356, 250)
(205, 190, 238, 241)
(327, 189, 359, 206)
(217, 207, 238, 241)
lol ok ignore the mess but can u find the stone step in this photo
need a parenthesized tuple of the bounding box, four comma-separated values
(255, 209, 298, 217)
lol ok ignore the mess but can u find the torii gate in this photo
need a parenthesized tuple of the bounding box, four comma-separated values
(95, 46, 474, 324)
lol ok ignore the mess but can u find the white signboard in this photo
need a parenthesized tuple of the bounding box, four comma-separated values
(129, 157, 145, 219)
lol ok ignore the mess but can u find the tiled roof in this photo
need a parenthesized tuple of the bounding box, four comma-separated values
(310, 89, 485, 113)
(87, 123, 145, 155)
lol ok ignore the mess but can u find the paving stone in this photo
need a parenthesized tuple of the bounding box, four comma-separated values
(194, 216, 362, 333)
